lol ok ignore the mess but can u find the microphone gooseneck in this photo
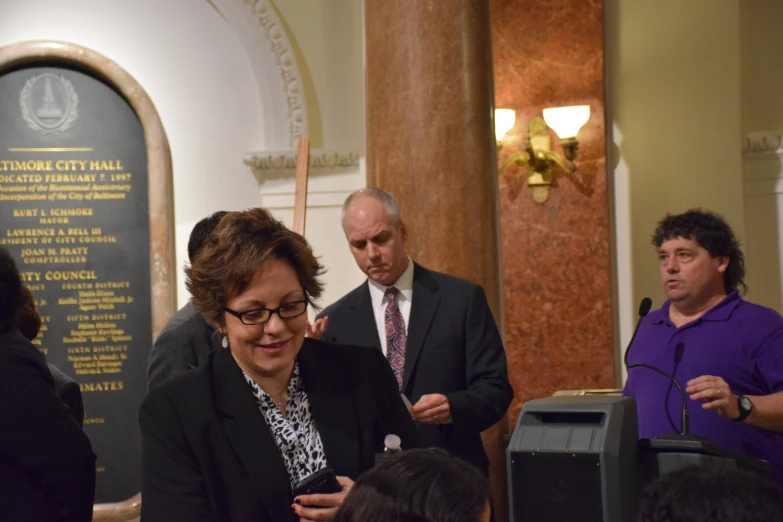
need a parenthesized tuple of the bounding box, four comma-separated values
(623, 297, 652, 369)
(624, 298, 690, 436)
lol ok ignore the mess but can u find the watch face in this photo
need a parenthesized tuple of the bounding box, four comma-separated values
(739, 396, 753, 411)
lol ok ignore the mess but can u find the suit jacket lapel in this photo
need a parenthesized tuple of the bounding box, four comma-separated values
(404, 265, 440, 391)
(298, 340, 361, 477)
(212, 349, 292, 522)
(347, 283, 382, 349)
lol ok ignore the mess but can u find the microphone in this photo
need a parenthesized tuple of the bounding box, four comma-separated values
(623, 297, 652, 368)
(624, 298, 690, 436)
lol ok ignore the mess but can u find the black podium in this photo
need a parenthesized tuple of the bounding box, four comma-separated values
(507, 396, 770, 522)
(638, 434, 770, 482)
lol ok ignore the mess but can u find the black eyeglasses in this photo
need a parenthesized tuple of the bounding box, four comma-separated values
(224, 299, 309, 325)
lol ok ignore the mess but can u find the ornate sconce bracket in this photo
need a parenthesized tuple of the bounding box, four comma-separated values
(497, 116, 576, 204)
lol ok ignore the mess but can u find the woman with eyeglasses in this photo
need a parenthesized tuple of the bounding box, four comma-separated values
(139, 208, 418, 522)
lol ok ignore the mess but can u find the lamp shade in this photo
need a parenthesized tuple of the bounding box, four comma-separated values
(542, 105, 590, 139)
(495, 108, 516, 141)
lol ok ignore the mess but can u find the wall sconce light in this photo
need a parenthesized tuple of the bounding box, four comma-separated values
(495, 105, 590, 204)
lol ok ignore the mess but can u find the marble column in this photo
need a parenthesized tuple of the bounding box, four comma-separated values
(364, 1, 507, 520)
(492, 0, 614, 431)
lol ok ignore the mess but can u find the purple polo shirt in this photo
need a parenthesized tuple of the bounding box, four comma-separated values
(623, 290, 783, 486)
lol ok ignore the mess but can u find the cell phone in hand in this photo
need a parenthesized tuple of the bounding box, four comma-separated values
(400, 394, 413, 412)
(292, 467, 341, 498)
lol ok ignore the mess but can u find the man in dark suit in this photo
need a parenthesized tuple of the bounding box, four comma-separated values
(312, 188, 513, 474)
(146, 211, 227, 390)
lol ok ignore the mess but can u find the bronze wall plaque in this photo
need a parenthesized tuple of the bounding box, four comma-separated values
(0, 41, 174, 520)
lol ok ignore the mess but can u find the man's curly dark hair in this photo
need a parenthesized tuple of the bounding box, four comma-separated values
(652, 209, 746, 294)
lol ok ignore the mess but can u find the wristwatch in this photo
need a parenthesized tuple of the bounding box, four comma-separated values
(734, 395, 753, 422)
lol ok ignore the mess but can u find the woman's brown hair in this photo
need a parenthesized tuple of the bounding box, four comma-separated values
(185, 208, 324, 328)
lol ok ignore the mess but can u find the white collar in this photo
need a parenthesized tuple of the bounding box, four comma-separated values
(368, 257, 414, 305)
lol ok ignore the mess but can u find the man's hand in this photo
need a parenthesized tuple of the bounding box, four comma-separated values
(410, 393, 452, 424)
(686, 375, 741, 420)
(292, 475, 353, 521)
(306, 317, 329, 339)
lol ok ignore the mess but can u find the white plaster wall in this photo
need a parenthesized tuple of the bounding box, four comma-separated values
(605, 0, 745, 382)
(258, 166, 368, 313)
(0, 0, 368, 312)
(274, 0, 365, 151)
(740, 2, 783, 313)
(741, 1, 783, 134)
(250, 0, 369, 312)
(743, 150, 783, 312)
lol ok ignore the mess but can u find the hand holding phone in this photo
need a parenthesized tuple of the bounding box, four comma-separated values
(292, 473, 354, 521)
(291, 467, 341, 498)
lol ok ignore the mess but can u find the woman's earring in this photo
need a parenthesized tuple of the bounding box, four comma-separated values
(221, 336, 229, 349)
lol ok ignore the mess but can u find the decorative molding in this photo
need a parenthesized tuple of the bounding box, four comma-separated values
(20, 73, 80, 135)
(244, 149, 361, 173)
(743, 179, 783, 196)
(742, 131, 783, 155)
(204, 0, 227, 21)
(742, 132, 783, 195)
(242, 0, 308, 145)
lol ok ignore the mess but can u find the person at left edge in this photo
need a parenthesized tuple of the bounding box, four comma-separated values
(0, 246, 96, 522)
(139, 208, 419, 522)
(14, 285, 84, 426)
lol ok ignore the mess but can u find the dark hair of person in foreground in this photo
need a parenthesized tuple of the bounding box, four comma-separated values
(334, 448, 491, 522)
(637, 465, 783, 522)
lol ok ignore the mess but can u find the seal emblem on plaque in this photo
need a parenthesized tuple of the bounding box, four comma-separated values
(19, 73, 79, 135)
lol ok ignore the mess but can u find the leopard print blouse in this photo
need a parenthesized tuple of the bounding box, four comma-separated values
(242, 362, 328, 489)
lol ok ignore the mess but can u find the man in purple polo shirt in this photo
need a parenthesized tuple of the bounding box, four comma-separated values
(624, 209, 783, 486)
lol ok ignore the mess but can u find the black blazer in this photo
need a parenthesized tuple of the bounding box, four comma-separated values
(317, 264, 513, 473)
(48, 362, 85, 427)
(0, 325, 96, 522)
(146, 301, 222, 391)
(139, 338, 419, 522)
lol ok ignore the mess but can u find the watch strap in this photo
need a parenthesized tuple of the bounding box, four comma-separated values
(734, 395, 752, 422)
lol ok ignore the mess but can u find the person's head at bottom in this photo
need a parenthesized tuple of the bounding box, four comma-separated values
(637, 465, 783, 522)
(334, 448, 491, 522)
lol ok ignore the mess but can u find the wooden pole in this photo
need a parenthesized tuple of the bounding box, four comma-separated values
(293, 137, 310, 235)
